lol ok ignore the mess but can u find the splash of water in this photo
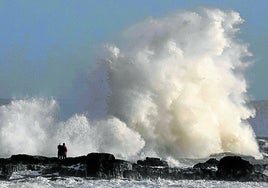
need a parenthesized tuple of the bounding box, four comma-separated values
(0, 98, 57, 157)
(0, 98, 144, 158)
(0, 8, 261, 160)
(106, 8, 261, 158)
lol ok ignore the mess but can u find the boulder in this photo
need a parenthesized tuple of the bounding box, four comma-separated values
(86, 153, 115, 177)
(133, 163, 170, 179)
(110, 159, 132, 178)
(0, 165, 13, 180)
(86, 153, 132, 178)
(137, 157, 168, 167)
(123, 170, 142, 180)
(216, 156, 254, 181)
(193, 158, 219, 170)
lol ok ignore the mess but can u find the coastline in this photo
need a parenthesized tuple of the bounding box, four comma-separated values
(0, 152, 267, 182)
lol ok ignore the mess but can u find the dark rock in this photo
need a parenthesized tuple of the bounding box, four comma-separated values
(10, 154, 58, 164)
(0, 165, 13, 180)
(133, 164, 170, 179)
(0, 158, 11, 165)
(193, 158, 219, 170)
(40, 165, 59, 176)
(86, 153, 115, 178)
(1, 153, 268, 182)
(123, 170, 142, 180)
(41, 163, 87, 177)
(60, 156, 87, 166)
(0, 164, 28, 180)
(216, 156, 254, 181)
(110, 159, 132, 178)
(59, 164, 87, 177)
(137, 157, 168, 167)
(253, 164, 267, 173)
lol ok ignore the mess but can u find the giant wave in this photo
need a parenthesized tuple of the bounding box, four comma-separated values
(0, 8, 262, 161)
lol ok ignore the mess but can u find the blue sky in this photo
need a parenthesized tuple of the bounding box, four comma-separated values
(0, 0, 267, 100)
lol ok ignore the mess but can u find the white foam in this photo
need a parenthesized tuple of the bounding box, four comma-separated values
(0, 8, 262, 160)
(0, 99, 144, 158)
(106, 9, 261, 159)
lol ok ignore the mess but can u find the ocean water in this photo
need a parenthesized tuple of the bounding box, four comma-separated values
(1, 177, 268, 188)
(0, 167, 267, 188)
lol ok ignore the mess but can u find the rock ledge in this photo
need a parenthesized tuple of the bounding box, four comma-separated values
(0, 153, 267, 182)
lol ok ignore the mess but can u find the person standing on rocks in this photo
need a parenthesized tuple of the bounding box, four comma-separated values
(57, 143, 62, 159)
(62, 143, 67, 159)
(57, 143, 64, 159)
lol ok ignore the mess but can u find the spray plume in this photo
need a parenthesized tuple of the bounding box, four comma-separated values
(0, 99, 144, 158)
(0, 8, 261, 160)
(106, 8, 261, 158)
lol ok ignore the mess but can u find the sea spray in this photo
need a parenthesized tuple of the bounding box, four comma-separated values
(0, 98, 144, 158)
(0, 8, 262, 160)
(0, 98, 57, 157)
(105, 8, 261, 158)
(57, 114, 145, 157)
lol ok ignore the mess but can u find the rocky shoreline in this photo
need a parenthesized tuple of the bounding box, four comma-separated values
(0, 153, 267, 182)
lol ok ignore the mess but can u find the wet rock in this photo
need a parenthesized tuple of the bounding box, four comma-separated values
(216, 156, 254, 181)
(41, 163, 87, 177)
(193, 158, 218, 170)
(133, 163, 170, 179)
(85, 153, 132, 178)
(59, 163, 87, 177)
(0, 153, 268, 182)
(137, 157, 168, 167)
(0, 165, 13, 180)
(123, 170, 142, 180)
(10, 154, 58, 164)
(86, 153, 115, 177)
(61, 156, 87, 166)
(111, 159, 132, 178)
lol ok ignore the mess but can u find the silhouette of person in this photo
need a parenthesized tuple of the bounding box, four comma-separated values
(57, 143, 62, 159)
(62, 143, 67, 159)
